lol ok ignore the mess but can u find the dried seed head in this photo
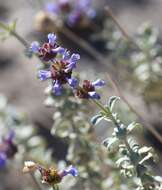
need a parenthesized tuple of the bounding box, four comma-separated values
(23, 161, 37, 173)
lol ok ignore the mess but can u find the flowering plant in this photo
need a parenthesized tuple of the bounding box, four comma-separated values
(1, 4, 162, 190)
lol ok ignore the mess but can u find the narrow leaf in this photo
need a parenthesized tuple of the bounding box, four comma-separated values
(91, 114, 103, 125)
(108, 96, 120, 111)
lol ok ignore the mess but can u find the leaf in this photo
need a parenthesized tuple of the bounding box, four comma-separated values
(139, 152, 154, 164)
(108, 96, 120, 111)
(154, 176, 162, 183)
(116, 156, 130, 168)
(9, 19, 17, 31)
(127, 122, 142, 133)
(102, 137, 120, 152)
(91, 114, 103, 125)
(138, 146, 153, 155)
(51, 185, 59, 190)
(103, 116, 112, 123)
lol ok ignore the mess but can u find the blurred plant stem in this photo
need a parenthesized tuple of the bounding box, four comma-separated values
(30, 173, 44, 190)
(106, 73, 162, 144)
(52, 185, 59, 190)
(104, 6, 142, 51)
(0, 21, 28, 47)
(0, 21, 46, 65)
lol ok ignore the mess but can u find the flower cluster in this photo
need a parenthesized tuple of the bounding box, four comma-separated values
(23, 161, 77, 185)
(31, 33, 64, 61)
(0, 131, 18, 167)
(30, 33, 105, 99)
(75, 79, 105, 99)
(45, 0, 96, 27)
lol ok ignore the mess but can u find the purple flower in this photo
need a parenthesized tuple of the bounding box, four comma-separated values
(66, 0, 96, 26)
(6, 130, 15, 144)
(88, 91, 100, 100)
(87, 8, 96, 18)
(69, 53, 80, 63)
(67, 77, 78, 88)
(67, 10, 81, 26)
(65, 53, 80, 72)
(48, 33, 57, 46)
(76, 79, 104, 99)
(92, 79, 105, 87)
(38, 70, 52, 81)
(30, 33, 66, 61)
(53, 81, 62, 95)
(30, 41, 40, 53)
(61, 165, 78, 177)
(51, 46, 65, 54)
(45, 2, 60, 14)
(78, 0, 96, 18)
(0, 153, 7, 168)
(62, 50, 70, 60)
(34, 33, 105, 98)
(0, 131, 18, 168)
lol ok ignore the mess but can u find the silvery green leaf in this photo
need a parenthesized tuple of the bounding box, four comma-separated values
(108, 96, 120, 111)
(91, 114, 103, 125)
(154, 176, 162, 183)
(112, 112, 118, 120)
(9, 19, 17, 32)
(103, 137, 120, 152)
(16, 125, 34, 139)
(27, 136, 44, 147)
(103, 116, 112, 122)
(51, 126, 56, 135)
(127, 122, 142, 133)
(138, 146, 153, 155)
(139, 152, 154, 164)
(0, 94, 7, 110)
(116, 156, 130, 168)
(44, 96, 55, 107)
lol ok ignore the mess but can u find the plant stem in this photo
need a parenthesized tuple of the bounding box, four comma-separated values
(106, 73, 162, 144)
(92, 99, 120, 129)
(104, 6, 142, 51)
(93, 99, 147, 188)
(11, 30, 29, 47)
(52, 184, 59, 190)
(0, 21, 45, 65)
(30, 173, 43, 190)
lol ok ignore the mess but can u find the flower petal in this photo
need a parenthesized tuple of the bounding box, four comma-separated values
(0, 153, 7, 168)
(48, 33, 57, 46)
(92, 79, 105, 87)
(46, 2, 59, 14)
(51, 47, 65, 54)
(30, 41, 40, 53)
(53, 81, 62, 95)
(69, 54, 80, 63)
(88, 91, 100, 99)
(63, 165, 78, 177)
(67, 77, 78, 88)
(38, 70, 51, 81)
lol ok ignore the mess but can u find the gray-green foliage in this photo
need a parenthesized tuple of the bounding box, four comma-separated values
(0, 94, 52, 165)
(44, 85, 106, 190)
(92, 96, 162, 190)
